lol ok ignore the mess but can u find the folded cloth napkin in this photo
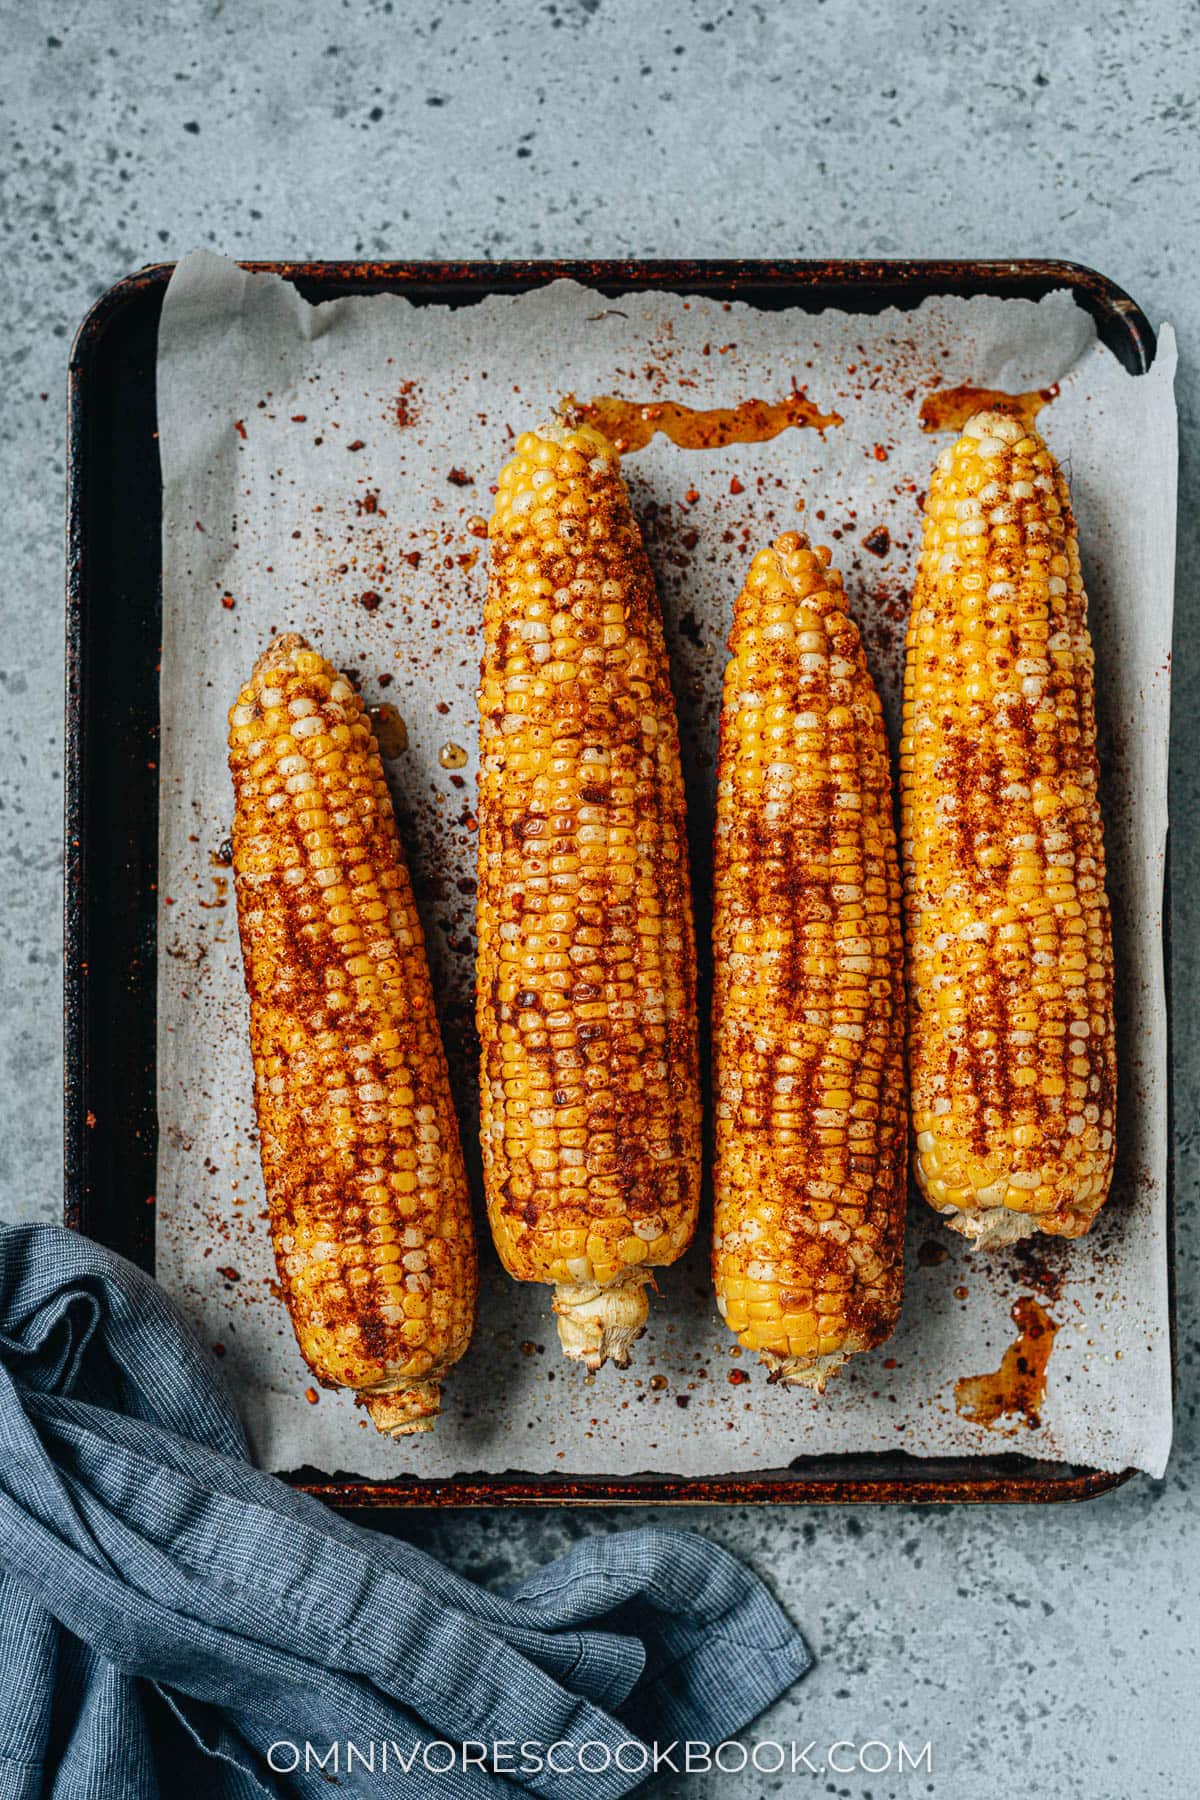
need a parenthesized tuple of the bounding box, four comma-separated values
(0, 1225, 811, 1799)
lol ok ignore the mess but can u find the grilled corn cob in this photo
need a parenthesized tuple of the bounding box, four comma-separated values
(901, 412, 1116, 1246)
(712, 535, 907, 1389)
(477, 424, 701, 1369)
(228, 634, 476, 1433)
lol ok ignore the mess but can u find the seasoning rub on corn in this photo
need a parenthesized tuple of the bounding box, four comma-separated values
(477, 423, 701, 1369)
(901, 413, 1116, 1246)
(229, 634, 477, 1434)
(712, 535, 907, 1389)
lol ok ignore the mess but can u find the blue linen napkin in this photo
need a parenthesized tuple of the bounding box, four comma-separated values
(0, 1224, 811, 1798)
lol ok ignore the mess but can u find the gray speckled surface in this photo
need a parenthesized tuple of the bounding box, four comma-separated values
(0, 1, 1194, 1794)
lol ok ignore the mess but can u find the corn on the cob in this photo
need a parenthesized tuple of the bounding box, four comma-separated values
(901, 412, 1116, 1247)
(228, 634, 476, 1433)
(711, 534, 907, 1389)
(476, 424, 701, 1369)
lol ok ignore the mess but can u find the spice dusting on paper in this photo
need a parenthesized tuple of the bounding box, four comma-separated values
(392, 380, 421, 428)
(560, 389, 842, 453)
(955, 1297, 1059, 1432)
(919, 383, 1059, 433)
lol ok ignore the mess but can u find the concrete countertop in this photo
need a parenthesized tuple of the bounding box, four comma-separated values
(1, 3, 1194, 1794)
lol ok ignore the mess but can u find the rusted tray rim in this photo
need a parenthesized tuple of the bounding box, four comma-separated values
(287, 1462, 1127, 1507)
(69, 256, 1157, 373)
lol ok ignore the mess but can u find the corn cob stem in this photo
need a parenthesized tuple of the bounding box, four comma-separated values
(765, 1351, 849, 1395)
(901, 413, 1116, 1246)
(711, 535, 907, 1388)
(229, 634, 477, 1434)
(358, 1380, 441, 1436)
(477, 424, 702, 1367)
(552, 1275, 652, 1372)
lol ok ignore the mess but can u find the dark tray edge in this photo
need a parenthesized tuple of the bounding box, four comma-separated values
(284, 1462, 1128, 1507)
(64, 256, 1167, 1508)
(68, 255, 1158, 371)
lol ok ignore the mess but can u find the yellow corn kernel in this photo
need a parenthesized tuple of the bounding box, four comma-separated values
(902, 414, 1116, 1247)
(228, 634, 477, 1435)
(711, 534, 907, 1391)
(477, 423, 701, 1368)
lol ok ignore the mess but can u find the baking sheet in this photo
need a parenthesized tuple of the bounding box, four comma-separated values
(155, 252, 1176, 1479)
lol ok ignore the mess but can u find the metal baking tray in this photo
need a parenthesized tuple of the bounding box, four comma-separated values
(65, 259, 1167, 1506)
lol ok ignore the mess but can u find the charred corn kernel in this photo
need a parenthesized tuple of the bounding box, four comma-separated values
(229, 634, 477, 1435)
(901, 414, 1116, 1247)
(712, 535, 907, 1391)
(477, 423, 701, 1369)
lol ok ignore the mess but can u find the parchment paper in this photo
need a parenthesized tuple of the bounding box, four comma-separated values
(156, 252, 1176, 1479)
